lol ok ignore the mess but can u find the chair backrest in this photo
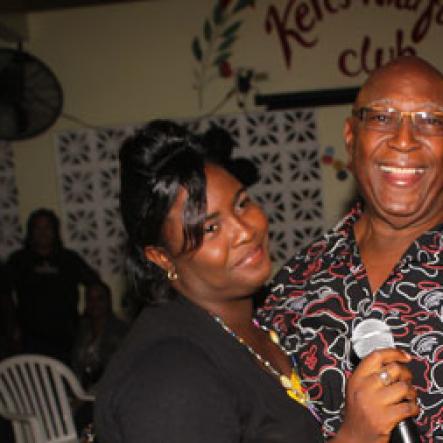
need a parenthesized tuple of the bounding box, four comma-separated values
(0, 354, 88, 443)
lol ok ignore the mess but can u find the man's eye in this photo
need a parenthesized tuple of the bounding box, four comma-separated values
(368, 111, 393, 124)
(420, 114, 443, 127)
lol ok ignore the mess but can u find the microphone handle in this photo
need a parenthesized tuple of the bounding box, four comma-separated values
(390, 418, 421, 443)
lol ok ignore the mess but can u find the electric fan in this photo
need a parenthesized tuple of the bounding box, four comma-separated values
(0, 47, 63, 141)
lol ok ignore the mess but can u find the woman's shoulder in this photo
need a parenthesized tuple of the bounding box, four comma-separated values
(94, 332, 243, 443)
(95, 320, 234, 425)
(97, 299, 225, 391)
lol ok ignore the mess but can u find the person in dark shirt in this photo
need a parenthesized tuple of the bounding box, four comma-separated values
(258, 55, 443, 441)
(95, 120, 417, 443)
(6, 208, 100, 365)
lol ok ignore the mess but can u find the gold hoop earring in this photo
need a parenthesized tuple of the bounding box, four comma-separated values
(167, 269, 178, 281)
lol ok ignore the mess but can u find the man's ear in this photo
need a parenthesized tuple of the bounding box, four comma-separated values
(343, 117, 356, 160)
(144, 246, 172, 273)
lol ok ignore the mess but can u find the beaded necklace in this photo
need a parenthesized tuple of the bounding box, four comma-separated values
(212, 314, 312, 409)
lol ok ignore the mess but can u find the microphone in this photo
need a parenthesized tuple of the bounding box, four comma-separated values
(351, 319, 420, 443)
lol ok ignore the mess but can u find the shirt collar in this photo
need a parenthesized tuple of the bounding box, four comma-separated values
(327, 204, 443, 266)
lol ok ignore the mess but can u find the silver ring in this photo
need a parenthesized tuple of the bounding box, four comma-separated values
(379, 370, 392, 386)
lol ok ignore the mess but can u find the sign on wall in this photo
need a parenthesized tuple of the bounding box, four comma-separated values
(191, 0, 443, 114)
(265, 0, 440, 76)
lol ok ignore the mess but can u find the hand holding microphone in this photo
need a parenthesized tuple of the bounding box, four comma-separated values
(353, 319, 421, 443)
(334, 319, 420, 443)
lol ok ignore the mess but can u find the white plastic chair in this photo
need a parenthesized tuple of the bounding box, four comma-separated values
(0, 354, 94, 443)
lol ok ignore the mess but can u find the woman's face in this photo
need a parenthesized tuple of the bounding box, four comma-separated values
(158, 163, 271, 310)
(31, 215, 57, 251)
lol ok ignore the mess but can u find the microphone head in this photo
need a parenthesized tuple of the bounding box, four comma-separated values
(352, 318, 395, 359)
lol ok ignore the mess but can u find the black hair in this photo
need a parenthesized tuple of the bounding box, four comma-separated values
(119, 120, 259, 307)
(200, 123, 259, 187)
(24, 208, 63, 251)
(120, 120, 208, 306)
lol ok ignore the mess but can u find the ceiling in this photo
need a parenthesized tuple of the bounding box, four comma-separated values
(0, 0, 150, 13)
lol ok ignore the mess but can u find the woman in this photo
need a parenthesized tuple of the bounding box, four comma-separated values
(95, 120, 418, 443)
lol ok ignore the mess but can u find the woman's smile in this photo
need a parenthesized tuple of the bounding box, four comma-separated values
(233, 244, 266, 269)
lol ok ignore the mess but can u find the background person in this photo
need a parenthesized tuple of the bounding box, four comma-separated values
(72, 280, 128, 439)
(258, 55, 443, 440)
(72, 281, 128, 391)
(95, 120, 417, 443)
(6, 208, 100, 365)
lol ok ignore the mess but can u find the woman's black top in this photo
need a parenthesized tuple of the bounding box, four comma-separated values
(94, 296, 323, 443)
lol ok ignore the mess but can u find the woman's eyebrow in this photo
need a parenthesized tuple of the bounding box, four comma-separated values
(203, 187, 247, 221)
(233, 187, 247, 203)
(204, 212, 219, 222)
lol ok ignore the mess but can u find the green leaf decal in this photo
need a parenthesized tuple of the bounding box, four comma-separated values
(233, 0, 254, 13)
(213, 2, 223, 24)
(192, 37, 203, 61)
(213, 51, 231, 66)
(218, 36, 236, 52)
(204, 20, 212, 41)
(222, 21, 242, 38)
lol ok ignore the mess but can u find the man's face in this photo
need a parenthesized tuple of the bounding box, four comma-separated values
(345, 63, 443, 230)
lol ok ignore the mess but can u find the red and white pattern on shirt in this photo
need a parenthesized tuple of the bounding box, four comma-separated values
(258, 205, 443, 442)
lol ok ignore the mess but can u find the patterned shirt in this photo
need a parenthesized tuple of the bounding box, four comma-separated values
(257, 206, 443, 441)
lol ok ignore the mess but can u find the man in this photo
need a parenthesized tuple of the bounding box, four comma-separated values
(6, 208, 100, 365)
(258, 56, 443, 441)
